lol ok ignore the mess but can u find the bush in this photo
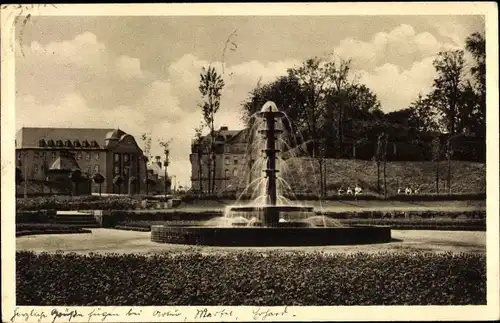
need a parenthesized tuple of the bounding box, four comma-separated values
(99, 210, 220, 228)
(16, 196, 141, 211)
(16, 223, 91, 237)
(16, 251, 485, 305)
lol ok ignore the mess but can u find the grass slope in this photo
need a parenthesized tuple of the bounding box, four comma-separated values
(278, 159, 486, 194)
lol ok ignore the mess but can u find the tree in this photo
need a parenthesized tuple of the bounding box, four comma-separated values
(380, 132, 389, 198)
(431, 50, 466, 135)
(140, 132, 152, 195)
(465, 32, 486, 138)
(431, 136, 441, 194)
(375, 133, 388, 197)
(199, 65, 225, 194)
(158, 138, 172, 196)
(128, 176, 137, 196)
(193, 123, 206, 195)
(69, 169, 82, 196)
(92, 172, 105, 196)
(113, 175, 123, 194)
(287, 57, 334, 197)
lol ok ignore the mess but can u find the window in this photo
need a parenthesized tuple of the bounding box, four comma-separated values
(77, 152, 83, 160)
(225, 169, 229, 178)
(33, 152, 39, 159)
(41, 152, 46, 159)
(95, 152, 100, 160)
(114, 153, 120, 162)
(41, 165, 45, 172)
(225, 157, 230, 165)
(52, 152, 57, 160)
(17, 152, 21, 161)
(234, 159, 238, 165)
(94, 164, 100, 173)
(124, 154, 129, 163)
(130, 154, 134, 161)
(33, 164, 38, 173)
(225, 146, 230, 153)
(233, 169, 238, 177)
(85, 153, 91, 161)
(114, 165, 119, 175)
(87, 166, 91, 174)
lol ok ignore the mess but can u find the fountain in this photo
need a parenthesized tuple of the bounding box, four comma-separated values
(151, 101, 391, 246)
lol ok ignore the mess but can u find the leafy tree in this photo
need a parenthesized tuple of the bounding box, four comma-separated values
(199, 65, 225, 194)
(92, 172, 105, 196)
(287, 57, 335, 197)
(465, 32, 486, 138)
(113, 175, 124, 194)
(69, 169, 82, 196)
(430, 50, 466, 135)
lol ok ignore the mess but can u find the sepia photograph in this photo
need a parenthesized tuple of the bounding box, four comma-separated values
(1, 2, 499, 322)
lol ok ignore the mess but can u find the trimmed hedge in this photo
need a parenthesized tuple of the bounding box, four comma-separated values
(16, 223, 91, 237)
(181, 192, 486, 202)
(16, 251, 485, 305)
(321, 210, 486, 219)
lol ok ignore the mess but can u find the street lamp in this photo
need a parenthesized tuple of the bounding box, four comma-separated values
(163, 148, 169, 198)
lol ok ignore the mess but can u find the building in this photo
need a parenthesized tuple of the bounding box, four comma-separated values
(190, 126, 253, 194)
(15, 127, 148, 195)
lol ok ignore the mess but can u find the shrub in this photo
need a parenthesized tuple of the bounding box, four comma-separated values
(16, 195, 141, 211)
(16, 223, 91, 237)
(16, 251, 485, 305)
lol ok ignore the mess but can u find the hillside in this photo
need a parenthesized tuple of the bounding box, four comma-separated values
(280, 159, 486, 195)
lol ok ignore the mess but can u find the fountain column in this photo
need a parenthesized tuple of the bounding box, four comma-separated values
(265, 112, 278, 206)
(259, 102, 283, 227)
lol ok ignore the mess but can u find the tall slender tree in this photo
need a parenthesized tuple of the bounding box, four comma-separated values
(193, 123, 206, 195)
(431, 50, 466, 135)
(432, 136, 441, 194)
(140, 132, 152, 195)
(199, 65, 225, 194)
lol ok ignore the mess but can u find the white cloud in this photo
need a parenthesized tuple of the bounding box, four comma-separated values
(115, 55, 144, 79)
(359, 56, 436, 112)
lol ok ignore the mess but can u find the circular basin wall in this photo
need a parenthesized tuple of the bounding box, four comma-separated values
(151, 225, 392, 246)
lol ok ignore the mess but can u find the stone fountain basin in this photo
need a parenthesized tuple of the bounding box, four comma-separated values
(227, 205, 314, 213)
(151, 225, 392, 246)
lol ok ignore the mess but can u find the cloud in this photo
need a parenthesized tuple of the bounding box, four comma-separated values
(358, 56, 436, 112)
(333, 23, 455, 70)
(115, 55, 144, 79)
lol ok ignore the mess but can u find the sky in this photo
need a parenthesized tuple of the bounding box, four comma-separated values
(13, 11, 485, 188)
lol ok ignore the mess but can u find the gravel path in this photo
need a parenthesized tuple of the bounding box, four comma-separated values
(16, 228, 485, 255)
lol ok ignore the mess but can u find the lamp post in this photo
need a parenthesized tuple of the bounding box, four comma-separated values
(163, 148, 169, 199)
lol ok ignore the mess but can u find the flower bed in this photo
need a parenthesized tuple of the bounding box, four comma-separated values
(16, 251, 485, 305)
(16, 223, 91, 237)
